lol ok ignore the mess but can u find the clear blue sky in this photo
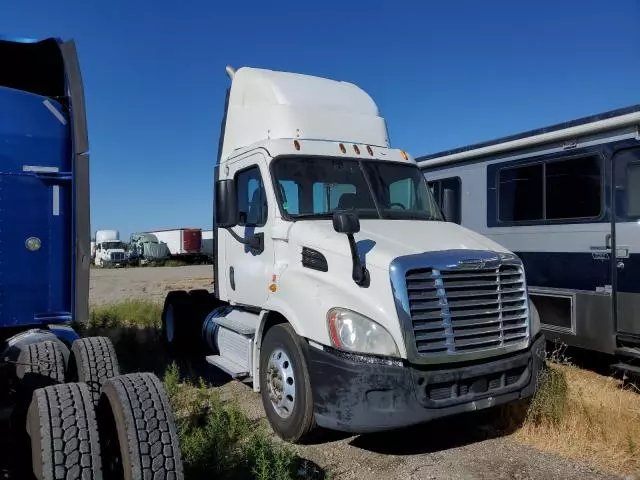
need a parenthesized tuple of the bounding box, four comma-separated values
(3, 0, 639, 238)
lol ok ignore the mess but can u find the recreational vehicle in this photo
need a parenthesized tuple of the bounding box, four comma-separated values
(418, 105, 640, 375)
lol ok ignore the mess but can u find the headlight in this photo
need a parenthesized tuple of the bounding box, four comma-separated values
(528, 298, 541, 336)
(326, 308, 399, 357)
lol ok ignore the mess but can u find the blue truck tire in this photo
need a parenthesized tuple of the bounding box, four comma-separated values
(67, 336, 121, 407)
(97, 372, 184, 480)
(4, 329, 71, 371)
(27, 382, 103, 480)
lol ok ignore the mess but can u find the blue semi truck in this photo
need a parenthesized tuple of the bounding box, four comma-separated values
(0, 36, 183, 479)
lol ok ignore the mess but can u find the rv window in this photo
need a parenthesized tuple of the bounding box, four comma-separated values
(498, 164, 543, 222)
(626, 162, 640, 217)
(545, 156, 601, 219)
(497, 155, 602, 224)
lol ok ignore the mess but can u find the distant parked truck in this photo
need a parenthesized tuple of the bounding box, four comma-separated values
(94, 229, 127, 267)
(201, 229, 214, 262)
(146, 228, 203, 261)
(128, 232, 171, 265)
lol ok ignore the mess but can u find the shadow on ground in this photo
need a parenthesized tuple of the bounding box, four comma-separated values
(348, 407, 516, 455)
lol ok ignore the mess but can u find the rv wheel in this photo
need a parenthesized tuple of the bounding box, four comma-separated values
(97, 373, 184, 480)
(259, 324, 317, 443)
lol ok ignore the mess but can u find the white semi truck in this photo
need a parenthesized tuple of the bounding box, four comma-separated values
(162, 66, 545, 443)
(93, 229, 127, 267)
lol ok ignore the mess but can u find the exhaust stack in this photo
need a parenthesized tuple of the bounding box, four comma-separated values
(225, 65, 236, 80)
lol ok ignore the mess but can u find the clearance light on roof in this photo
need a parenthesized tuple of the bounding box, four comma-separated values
(353, 145, 360, 155)
(366, 145, 374, 156)
(339, 143, 346, 154)
(293, 140, 300, 151)
(400, 150, 409, 160)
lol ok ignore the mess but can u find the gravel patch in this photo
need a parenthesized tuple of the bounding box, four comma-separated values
(90, 265, 213, 305)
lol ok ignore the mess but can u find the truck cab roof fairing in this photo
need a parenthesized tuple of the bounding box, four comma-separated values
(219, 67, 390, 161)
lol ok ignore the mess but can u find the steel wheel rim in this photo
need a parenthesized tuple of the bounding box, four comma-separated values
(266, 348, 295, 419)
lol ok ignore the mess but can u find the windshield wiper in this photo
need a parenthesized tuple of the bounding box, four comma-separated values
(291, 213, 334, 220)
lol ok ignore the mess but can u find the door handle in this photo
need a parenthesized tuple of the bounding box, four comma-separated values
(605, 233, 612, 249)
(229, 266, 235, 291)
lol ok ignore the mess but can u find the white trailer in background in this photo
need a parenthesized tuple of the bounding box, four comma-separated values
(201, 230, 214, 262)
(145, 228, 203, 262)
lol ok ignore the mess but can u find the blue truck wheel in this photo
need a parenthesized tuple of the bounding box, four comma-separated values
(97, 373, 184, 480)
(27, 382, 103, 480)
(67, 336, 121, 407)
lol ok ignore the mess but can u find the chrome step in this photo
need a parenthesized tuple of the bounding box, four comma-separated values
(213, 309, 258, 335)
(205, 355, 249, 379)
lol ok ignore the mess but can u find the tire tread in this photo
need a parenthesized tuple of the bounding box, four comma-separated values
(28, 382, 102, 479)
(100, 372, 184, 479)
(70, 336, 120, 406)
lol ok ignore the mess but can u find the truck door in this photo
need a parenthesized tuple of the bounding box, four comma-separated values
(612, 146, 640, 339)
(224, 152, 275, 307)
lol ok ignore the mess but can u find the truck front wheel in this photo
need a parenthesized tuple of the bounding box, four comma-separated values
(259, 324, 316, 443)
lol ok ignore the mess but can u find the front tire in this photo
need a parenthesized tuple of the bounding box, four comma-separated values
(259, 324, 316, 443)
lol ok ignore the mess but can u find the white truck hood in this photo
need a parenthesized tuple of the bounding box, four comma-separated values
(288, 219, 510, 269)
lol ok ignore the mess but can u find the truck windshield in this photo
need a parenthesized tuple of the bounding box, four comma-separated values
(101, 241, 124, 250)
(272, 157, 442, 221)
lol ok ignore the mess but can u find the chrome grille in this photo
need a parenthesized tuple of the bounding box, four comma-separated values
(406, 264, 528, 357)
(110, 252, 125, 261)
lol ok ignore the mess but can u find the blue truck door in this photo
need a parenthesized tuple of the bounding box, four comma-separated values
(0, 37, 89, 327)
(0, 88, 72, 326)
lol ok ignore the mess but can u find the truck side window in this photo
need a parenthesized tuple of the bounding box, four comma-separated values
(236, 166, 267, 227)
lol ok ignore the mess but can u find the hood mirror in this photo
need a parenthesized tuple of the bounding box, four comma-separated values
(332, 211, 369, 287)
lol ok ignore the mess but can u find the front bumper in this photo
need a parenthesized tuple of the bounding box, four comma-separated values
(306, 333, 546, 433)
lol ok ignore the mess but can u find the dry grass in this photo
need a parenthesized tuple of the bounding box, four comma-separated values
(513, 362, 640, 478)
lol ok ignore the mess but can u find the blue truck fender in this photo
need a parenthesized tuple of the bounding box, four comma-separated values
(1, 327, 78, 368)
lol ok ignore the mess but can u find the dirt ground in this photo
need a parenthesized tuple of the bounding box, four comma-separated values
(90, 266, 621, 480)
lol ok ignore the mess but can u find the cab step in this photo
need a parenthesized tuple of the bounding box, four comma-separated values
(205, 355, 250, 379)
(615, 346, 640, 360)
(611, 362, 640, 377)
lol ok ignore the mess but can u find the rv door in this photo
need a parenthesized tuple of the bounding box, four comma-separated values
(612, 146, 640, 339)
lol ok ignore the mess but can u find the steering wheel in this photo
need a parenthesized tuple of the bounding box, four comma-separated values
(389, 202, 406, 210)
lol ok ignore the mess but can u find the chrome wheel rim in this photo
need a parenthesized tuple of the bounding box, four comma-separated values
(266, 348, 295, 419)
